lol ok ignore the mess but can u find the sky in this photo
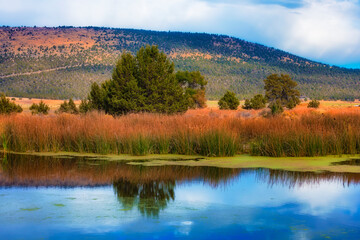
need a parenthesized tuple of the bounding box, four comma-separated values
(0, 0, 360, 68)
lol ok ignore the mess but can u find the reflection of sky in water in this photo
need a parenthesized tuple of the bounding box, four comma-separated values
(176, 171, 360, 216)
(1, 171, 360, 239)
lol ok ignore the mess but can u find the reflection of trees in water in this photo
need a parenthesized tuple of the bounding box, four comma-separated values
(113, 179, 175, 218)
(0, 153, 241, 187)
(1, 153, 360, 190)
(256, 168, 360, 188)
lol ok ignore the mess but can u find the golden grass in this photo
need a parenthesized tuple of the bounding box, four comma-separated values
(1, 104, 360, 157)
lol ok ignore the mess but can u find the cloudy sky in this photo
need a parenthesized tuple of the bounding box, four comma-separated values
(1, 0, 360, 68)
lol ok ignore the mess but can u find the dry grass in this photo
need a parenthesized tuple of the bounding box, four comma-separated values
(1, 103, 360, 157)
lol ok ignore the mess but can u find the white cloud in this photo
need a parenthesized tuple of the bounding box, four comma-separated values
(284, 0, 360, 64)
(292, 180, 359, 216)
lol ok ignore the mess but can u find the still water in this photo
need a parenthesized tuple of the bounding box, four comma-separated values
(1, 154, 360, 239)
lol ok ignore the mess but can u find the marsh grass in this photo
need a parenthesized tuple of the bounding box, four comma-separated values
(2, 109, 360, 157)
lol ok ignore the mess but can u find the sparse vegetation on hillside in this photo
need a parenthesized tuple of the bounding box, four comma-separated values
(0, 27, 359, 100)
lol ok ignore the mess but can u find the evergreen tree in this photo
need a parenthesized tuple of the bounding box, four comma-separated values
(103, 52, 144, 115)
(30, 100, 50, 115)
(0, 94, 22, 114)
(57, 98, 78, 114)
(136, 45, 187, 113)
(243, 94, 266, 110)
(79, 99, 92, 114)
(243, 99, 252, 110)
(89, 45, 189, 115)
(264, 74, 300, 109)
(176, 70, 207, 108)
(269, 100, 284, 115)
(218, 91, 239, 110)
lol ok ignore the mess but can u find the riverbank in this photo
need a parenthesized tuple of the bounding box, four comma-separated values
(5, 151, 360, 173)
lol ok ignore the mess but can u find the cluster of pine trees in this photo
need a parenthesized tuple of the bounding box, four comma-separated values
(218, 74, 301, 114)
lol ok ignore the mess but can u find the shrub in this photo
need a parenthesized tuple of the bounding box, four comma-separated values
(79, 99, 92, 114)
(30, 100, 50, 115)
(0, 94, 22, 114)
(242, 99, 252, 110)
(243, 94, 266, 110)
(218, 91, 239, 110)
(57, 98, 78, 114)
(269, 100, 283, 115)
(307, 99, 320, 108)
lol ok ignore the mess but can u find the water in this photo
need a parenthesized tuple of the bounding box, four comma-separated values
(1, 154, 360, 239)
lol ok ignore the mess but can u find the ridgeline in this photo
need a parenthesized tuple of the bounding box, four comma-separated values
(0, 26, 359, 100)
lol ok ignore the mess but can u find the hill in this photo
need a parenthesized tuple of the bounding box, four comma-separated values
(0, 26, 359, 100)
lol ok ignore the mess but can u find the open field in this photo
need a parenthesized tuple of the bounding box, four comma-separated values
(10, 97, 81, 113)
(10, 97, 360, 113)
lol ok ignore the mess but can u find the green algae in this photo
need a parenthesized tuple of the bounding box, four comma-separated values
(20, 207, 41, 211)
(4, 150, 360, 173)
(53, 203, 65, 207)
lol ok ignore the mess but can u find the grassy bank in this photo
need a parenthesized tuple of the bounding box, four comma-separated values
(2, 108, 360, 157)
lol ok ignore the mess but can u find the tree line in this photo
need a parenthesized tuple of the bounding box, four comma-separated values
(0, 45, 322, 115)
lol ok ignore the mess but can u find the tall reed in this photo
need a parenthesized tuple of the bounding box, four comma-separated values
(1, 108, 360, 157)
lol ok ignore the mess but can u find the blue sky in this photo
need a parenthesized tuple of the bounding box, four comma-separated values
(0, 0, 360, 68)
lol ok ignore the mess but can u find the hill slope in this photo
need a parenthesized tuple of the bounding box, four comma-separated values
(0, 26, 359, 100)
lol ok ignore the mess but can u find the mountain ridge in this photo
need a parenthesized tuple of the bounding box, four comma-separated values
(0, 26, 359, 100)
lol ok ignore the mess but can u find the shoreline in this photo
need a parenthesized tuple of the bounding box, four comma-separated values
(4, 151, 360, 173)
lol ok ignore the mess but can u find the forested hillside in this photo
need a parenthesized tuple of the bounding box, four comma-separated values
(0, 26, 359, 100)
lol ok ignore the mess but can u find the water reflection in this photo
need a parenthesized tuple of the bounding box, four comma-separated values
(114, 179, 175, 217)
(0, 153, 242, 187)
(1, 153, 360, 218)
(263, 169, 360, 187)
(1, 154, 360, 238)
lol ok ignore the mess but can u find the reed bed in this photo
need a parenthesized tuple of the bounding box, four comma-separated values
(2, 108, 360, 157)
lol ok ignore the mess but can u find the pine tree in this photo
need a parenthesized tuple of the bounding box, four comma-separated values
(57, 98, 78, 114)
(0, 94, 22, 114)
(218, 91, 239, 110)
(176, 70, 207, 108)
(79, 99, 92, 114)
(30, 100, 50, 115)
(89, 82, 105, 110)
(264, 74, 300, 109)
(89, 45, 189, 115)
